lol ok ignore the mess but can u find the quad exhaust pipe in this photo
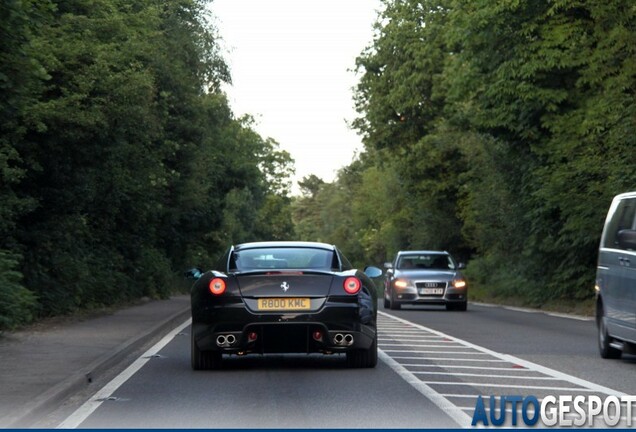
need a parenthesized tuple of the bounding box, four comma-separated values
(216, 332, 354, 348)
(216, 334, 237, 347)
(333, 333, 354, 346)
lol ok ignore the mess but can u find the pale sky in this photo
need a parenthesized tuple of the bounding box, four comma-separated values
(209, 0, 382, 194)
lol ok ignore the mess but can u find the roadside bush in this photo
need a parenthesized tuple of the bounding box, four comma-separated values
(464, 253, 544, 307)
(0, 250, 37, 331)
(133, 248, 178, 299)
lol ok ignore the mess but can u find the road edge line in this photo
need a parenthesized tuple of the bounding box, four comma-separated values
(56, 318, 191, 429)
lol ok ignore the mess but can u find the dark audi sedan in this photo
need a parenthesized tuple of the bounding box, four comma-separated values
(384, 250, 467, 311)
(188, 241, 382, 370)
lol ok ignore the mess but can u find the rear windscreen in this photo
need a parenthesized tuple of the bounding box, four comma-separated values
(232, 248, 336, 271)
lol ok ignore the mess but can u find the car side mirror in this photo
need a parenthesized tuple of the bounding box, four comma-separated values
(458, 263, 466, 270)
(617, 229, 636, 250)
(184, 267, 203, 279)
(364, 266, 383, 278)
(383, 262, 393, 269)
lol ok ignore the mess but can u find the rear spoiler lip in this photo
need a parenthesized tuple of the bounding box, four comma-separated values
(229, 269, 339, 276)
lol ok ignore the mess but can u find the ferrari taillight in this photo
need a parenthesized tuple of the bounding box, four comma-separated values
(209, 278, 226, 295)
(343, 277, 361, 294)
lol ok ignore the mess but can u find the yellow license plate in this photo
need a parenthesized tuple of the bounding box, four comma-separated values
(257, 298, 311, 311)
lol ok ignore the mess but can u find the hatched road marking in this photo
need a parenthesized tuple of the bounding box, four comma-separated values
(377, 311, 630, 428)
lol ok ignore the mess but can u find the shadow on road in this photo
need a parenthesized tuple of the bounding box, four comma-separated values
(216, 353, 352, 370)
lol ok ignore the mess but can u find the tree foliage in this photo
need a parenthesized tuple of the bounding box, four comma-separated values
(0, 0, 294, 329)
(4, 0, 635, 325)
(293, 0, 636, 306)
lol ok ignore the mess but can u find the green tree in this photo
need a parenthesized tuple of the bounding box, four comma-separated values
(292, 175, 327, 242)
(353, 0, 469, 260)
(0, 0, 298, 327)
(0, 1, 51, 328)
(445, 0, 636, 302)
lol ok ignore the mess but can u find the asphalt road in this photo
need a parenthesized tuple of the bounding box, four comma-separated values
(51, 303, 636, 429)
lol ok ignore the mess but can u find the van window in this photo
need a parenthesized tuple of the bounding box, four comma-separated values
(603, 197, 636, 249)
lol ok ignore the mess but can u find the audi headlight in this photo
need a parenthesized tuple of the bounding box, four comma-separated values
(394, 279, 413, 289)
(453, 279, 467, 289)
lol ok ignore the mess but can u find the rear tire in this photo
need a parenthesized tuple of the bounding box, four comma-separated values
(192, 332, 222, 370)
(346, 334, 377, 368)
(389, 292, 401, 310)
(597, 305, 621, 359)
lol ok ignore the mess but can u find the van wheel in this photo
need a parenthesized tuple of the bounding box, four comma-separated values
(597, 306, 621, 359)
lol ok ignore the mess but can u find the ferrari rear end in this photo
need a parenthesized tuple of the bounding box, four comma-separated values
(190, 242, 380, 369)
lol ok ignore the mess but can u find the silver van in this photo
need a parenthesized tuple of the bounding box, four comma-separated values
(596, 191, 636, 358)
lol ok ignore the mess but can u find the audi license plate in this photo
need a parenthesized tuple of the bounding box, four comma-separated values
(419, 288, 444, 295)
(257, 298, 311, 311)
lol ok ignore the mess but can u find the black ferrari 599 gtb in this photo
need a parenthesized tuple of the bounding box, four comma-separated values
(187, 241, 382, 370)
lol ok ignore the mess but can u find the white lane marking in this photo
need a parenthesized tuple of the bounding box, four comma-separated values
(546, 312, 593, 321)
(443, 394, 546, 404)
(380, 338, 450, 342)
(379, 350, 472, 428)
(381, 337, 444, 340)
(383, 350, 487, 355)
(472, 302, 594, 321)
(419, 382, 598, 391)
(378, 311, 628, 397)
(402, 365, 529, 371)
(384, 345, 488, 356)
(381, 344, 471, 348)
(441, 394, 483, 399)
(381, 324, 420, 328)
(391, 356, 508, 362)
(411, 371, 561, 380)
(57, 318, 191, 429)
(380, 331, 443, 335)
(501, 306, 541, 314)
